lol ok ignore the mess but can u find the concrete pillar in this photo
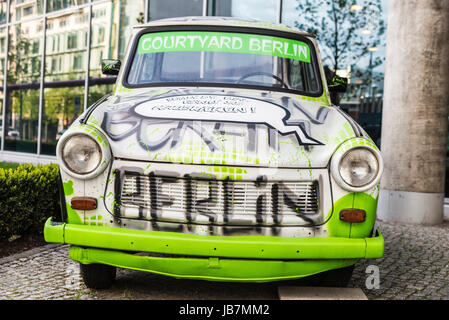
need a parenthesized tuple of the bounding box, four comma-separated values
(378, 0, 449, 225)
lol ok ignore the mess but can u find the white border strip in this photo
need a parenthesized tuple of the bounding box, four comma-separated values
(0, 150, 57, 165)
(378, 189, 444, 225)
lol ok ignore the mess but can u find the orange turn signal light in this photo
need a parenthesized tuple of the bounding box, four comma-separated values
(71, 197, 97, 210)
(339, 209, 366, 223)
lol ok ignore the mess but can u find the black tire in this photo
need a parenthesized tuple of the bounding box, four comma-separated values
(317, 264, 355, 287)
(286, 264, 355, 288)
(79, 263, 116, 289)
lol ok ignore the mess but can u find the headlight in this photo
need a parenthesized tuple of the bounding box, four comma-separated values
(330, 141, 383, 192)
(339, 148, 379, 187)
(57, 125, 111, 179)
(62, 134, 102, 174)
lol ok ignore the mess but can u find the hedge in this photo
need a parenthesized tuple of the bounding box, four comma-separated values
(0, 163, 60, 241)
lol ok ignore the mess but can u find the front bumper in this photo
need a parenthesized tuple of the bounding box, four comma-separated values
(44, 218, 384, 282)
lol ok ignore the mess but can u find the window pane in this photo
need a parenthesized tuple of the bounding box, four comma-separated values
(208, 0, 277, 23)
(88, 83, 113, 107)
(89, 1, 118, 108)
(127, 31, 321, 95)
(0, 27, 4, 147)
(4, 20, 43, 154)
(46, 0, 88, 13)
(41, 86, 85, 155)
(118, 0, 145, 58)
(0, 0, 7, 25)
(148, 0, 203, 21)
(281, 0, 387, 147)
(45, 10, 88, 83)
(90, 0, 144, 64)
(41, 9, 89, 156)
(88, 0, 144, 108)
(10, 0, 44, 22)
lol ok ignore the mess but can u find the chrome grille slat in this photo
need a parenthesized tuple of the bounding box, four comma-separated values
(119, 172, 319, 225)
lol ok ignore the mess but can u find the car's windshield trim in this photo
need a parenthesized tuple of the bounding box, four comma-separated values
(122, 25, 323, 98)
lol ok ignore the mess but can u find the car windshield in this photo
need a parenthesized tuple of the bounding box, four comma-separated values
(126, 30, 321, 95)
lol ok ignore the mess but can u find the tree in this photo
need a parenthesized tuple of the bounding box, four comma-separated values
(294, 0, 385, 103)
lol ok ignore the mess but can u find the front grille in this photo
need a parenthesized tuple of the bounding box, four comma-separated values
(116, 171, 319, 226)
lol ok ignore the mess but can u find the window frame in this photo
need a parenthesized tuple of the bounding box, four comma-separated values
(122, 25, 324, 97)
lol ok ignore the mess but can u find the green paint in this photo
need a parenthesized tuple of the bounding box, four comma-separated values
(350, 193, 378, 238)
(63, 180, 74, 196)
(68, 123, 109, 149)
(69, 245, 356, 282)
(205, 165, 247, 180)
(66, 202, 83, 225)
(335, 137, 379, 156)
(103, 63, 114, 71)
(43, 221, 64, 243)
(86, 118, 100, 127)
(115, 83, 132, 94)
(44, 217, 383, 260)
(158, 140, 261, 167)
(338, 129, 348, 140)
(327, 192, 379, 239)
(298, 95, 328, 103)
(326, 193, 354, 238)
(44, 204, 384, 281)
(137, 31, 311, 63)
(320, 94, 330, 105)
(343, 122, 355, 137)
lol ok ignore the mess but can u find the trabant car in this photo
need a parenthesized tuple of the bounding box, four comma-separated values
(44, 17, 384, 289)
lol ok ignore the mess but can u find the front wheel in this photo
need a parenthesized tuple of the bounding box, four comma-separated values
(317, 265, 355, 287)
(287, 264, 355, 288)
(79, 263, 116, 289)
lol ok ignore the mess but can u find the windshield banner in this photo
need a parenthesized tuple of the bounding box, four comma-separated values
(137, 31, 311, 63)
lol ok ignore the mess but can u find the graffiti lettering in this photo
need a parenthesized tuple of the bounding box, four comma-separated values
(100, 90, 329, 153)
(116, 171, 319, 233)
(132, 94, 322, 145)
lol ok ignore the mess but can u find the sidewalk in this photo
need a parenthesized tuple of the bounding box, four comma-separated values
(0, 220, 448, 300)
(349, 220, 449, 299)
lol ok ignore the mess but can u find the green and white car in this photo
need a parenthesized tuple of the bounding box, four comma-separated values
(44, 17, 384, 289)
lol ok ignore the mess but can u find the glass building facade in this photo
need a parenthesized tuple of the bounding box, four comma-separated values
(0, 0, 388, 162)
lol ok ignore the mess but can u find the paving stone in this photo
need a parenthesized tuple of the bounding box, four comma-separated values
(0, 221, 449, 299)
(348, 220, 449, 300)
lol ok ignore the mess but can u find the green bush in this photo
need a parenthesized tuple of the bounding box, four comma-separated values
(0, 163, 60, 241)
(0, 162, 20, 170)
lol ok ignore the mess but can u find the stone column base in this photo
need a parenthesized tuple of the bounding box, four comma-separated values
(378, 189, 444, 225)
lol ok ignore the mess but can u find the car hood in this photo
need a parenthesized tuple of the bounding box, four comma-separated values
(86, 87, 359, 168)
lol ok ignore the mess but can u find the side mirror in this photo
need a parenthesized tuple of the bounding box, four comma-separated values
(327, 74, 348, 93)
(101, 59, 121, 75)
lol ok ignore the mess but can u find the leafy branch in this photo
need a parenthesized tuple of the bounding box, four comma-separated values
(294, 0, 385, 72)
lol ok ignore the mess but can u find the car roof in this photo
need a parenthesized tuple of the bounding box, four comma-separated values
(134, 16, 315, 38)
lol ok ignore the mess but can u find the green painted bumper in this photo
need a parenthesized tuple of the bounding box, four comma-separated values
(44, 218, 384, 282)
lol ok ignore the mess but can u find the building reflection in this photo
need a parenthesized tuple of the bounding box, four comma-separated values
(0, 0, 388, 157)
(0, 0, 145, 155)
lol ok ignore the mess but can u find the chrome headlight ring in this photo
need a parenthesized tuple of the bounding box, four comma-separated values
(331, 142, 383, 192)
(56, 125, 111, 180)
